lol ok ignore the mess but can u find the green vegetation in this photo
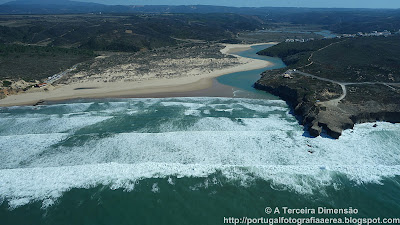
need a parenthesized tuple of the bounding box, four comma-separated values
(345, 84, 400, 105)
(258, 36, 400, 82)
(238, 30, 323, 43)
(0, 14, 263, 52)
(257, 68, 342, 102)
(258, 38, 338, 66)
(308, 37, 400, 82)
(1, 5, 399, 34)
(256, 35, 400, 138)
(2, 80, 11, 87)
(0, 14, 263, 83)
(0, 44, 94, 56)
(0, 44, 96, 81)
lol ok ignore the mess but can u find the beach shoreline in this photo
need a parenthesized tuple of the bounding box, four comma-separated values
(0, 42, 277, 107)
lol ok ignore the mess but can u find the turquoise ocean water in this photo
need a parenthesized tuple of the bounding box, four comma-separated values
(1, 45, 399, 224)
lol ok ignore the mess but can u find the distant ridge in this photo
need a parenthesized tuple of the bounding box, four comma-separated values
(1, 0, 108, 14)
(0, 1, 399, 15)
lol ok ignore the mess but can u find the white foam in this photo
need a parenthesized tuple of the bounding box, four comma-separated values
(44, 102, 94, 112)
(184, 109, 202, 116)
(237, 102, 287, 113)
(151, 183, 160, 193)
(167, 177, 175, 185)
(156, 98, 287, 113)
(215, 108, 233, 113)
(0, 115, 112, 135)
(186, 116, 298, 132)
(161, 102, 205, 109)
(1, 163, 400, 209)
(0, 133, 69, 169)
(2, 102, 93, 113)
(0, 163, 217, 209)
(1, 98, 400, 209)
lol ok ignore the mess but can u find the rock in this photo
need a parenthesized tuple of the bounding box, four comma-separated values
(308, 123, 322, 137)
(325, 126, 343, 139)
(33, 100, 45, 106)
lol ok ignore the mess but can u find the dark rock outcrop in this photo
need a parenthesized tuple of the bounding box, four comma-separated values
(350, 112, 400, 125)
(33, 100, 45, 106)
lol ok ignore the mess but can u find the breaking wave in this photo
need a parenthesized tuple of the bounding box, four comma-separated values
(0, 97, 399, 209)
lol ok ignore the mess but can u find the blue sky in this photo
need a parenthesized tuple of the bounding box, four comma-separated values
(3, 0, 400, 8)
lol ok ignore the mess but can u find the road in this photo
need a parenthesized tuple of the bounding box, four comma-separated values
(286, 69, 400, 107)
(287, 39, 399, 106)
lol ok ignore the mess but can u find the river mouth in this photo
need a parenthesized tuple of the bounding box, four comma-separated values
(216, 43, 286, 99)
(123, 43, 288, 100)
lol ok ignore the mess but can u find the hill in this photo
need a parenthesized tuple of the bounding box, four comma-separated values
(4, 0, 95, 5)
(0, 14, 262, 50)
(1, 3, 399, 34)
(259, 36, 400, 83)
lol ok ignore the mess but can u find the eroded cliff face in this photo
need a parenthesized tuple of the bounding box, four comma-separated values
(253, 80, 331, 137)
(255, 70, 400, 139)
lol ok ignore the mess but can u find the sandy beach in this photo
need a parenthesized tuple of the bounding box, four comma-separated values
(0, 42, 277, 106)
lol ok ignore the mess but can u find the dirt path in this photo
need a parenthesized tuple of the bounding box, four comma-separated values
(300, 40, 346, 68)
(286, 69, 400, 107)
(287, 39, 399, 106)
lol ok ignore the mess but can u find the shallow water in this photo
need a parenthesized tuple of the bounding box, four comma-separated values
(216, 44, 286, 99)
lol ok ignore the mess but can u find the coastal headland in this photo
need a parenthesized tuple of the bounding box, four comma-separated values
(255, 36, 400, 138)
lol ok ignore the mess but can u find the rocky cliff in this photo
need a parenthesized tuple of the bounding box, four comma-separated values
(255, 70, 400, 139)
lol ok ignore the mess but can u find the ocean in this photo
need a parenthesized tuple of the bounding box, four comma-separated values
(0, 45, 399, 225)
